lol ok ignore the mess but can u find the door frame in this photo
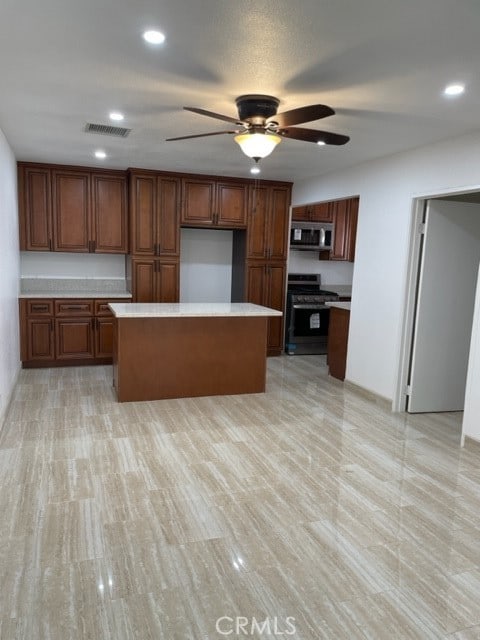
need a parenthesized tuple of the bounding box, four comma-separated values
(393, 183, 480, 412)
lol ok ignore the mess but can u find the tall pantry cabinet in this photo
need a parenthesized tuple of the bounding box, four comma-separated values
(127, 171, 180, 302)
(244, 184, 290, 355)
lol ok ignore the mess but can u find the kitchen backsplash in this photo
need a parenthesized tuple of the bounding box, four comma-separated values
(287, 250, 354, 284)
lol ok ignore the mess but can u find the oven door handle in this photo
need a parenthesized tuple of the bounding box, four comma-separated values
(292, 304, 329, 310)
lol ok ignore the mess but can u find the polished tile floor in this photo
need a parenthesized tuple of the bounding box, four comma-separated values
(0, 355, 479, 639)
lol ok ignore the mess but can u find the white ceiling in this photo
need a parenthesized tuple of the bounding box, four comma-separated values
(1, 0, 479, 182)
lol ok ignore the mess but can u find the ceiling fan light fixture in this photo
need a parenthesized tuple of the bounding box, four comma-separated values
(234, 132, 281, 160)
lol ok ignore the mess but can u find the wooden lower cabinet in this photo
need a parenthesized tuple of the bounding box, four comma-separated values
(131, 258, 179, 302)
(20, 298, 129, 367)
(96, 318, 115, 358)
(327, 306, 350, 380)
(26, 318, 54, 361)
(246, 262, 286, 356)
(56, 318, 95, 360)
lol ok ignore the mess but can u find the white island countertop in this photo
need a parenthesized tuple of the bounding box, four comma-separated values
(109, 302, 282, 318)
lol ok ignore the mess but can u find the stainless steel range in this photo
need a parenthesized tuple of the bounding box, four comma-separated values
(285, 274, 339, 355)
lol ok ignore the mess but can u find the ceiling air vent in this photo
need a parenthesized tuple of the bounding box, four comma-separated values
(84, 123, 131, 137)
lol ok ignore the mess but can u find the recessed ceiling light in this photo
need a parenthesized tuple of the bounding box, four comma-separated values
(143, 30, 165, 45)
(444, 83, 465, 96)
(94, 150, 107, 159)
(109, 111, 124, 121)
(250, 166, 261, 175)
(317, 141, 326, 146)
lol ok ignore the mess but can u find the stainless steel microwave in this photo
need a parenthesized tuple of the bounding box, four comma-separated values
(290, 222, 334, 251)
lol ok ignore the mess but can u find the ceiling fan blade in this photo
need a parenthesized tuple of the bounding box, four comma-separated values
(184, 107, 241, 125)
(166, 130, 239, 141)
(280, 126, 350, 146)
(267, 104, 335, 127)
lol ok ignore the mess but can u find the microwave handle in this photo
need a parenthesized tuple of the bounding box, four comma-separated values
(320, 227, 325, 245)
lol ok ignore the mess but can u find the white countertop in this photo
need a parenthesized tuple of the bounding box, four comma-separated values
(109, 302, 283, 318)
(19, 291, 132, 299)
(326, 284, 352, 297)
(325, 301, 351, 311)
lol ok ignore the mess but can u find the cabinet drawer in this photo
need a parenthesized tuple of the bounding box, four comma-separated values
(26, 299, 54, 316)
(55, 299, 94, 316)
(95, 298, 127, 316)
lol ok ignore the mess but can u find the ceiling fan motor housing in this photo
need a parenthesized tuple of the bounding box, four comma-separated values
(235, 95, 280, 123)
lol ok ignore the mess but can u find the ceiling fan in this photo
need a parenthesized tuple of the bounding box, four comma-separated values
(166, 94, 350, 162)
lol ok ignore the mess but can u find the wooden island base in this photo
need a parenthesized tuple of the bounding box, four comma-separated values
(113, 315, 269, 402)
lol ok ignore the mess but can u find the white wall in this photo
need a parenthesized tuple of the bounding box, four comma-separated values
(294, 130, 480, 401)
(180, 228, 233, 302)
(20, 252, 126, 278)
(0, 128, 20, 425)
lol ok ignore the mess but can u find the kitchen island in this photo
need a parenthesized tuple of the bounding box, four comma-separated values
(109, 302, 282, 402)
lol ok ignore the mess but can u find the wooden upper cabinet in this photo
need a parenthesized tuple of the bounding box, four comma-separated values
(91, 173, 127, 253)
(181, 178, 247, 228)
(291, 205, 310, 222)
(181, 178, 215, 226)
(18, 165, 52, 251)
(52, 170, 90, 252)
(157, 177, 180, 255)
(18, 163, 127, 254)
(130, 174, 156, 254)
(330, 197, 359, 262)
(247, 184, 290, 260)
(216, 182, 247, 227)
(247, 185, 269, 259)
(310, 202, 333, 223)
(269, 187, 290, 260)
(129, 173, 180, 256)
(292, 201, 333, 223)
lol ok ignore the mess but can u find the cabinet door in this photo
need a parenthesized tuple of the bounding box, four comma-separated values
(246, 263, 266, 305)
(91, 173, 127, 253)
(181, 179, 215, 226)
(55, 318, 95, 360)
(216, 182, 247, 227)
(330, 198, 358, 261)
(19, 165, 52, 251)
(158, 177, 180, 255)
(266, 264, 286, 353)
(156, 261, 179, 302)
(291, 205, 310, 221)
(132, 259, 156, 302)
(310, 202, 333, 223)
(268, 187, 290, 260)
(26, 318, 54, 361)
(52, 170, 90, 252)
(130, 174, 156, 255)
(95, 318, 115, 358)
(247, 186, 268, 259)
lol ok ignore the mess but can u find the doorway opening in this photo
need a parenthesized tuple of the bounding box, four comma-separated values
(395, 190, 480, 415)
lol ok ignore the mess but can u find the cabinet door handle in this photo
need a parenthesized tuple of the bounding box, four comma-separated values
(62, 305, 86, 310)
(50, 319, 54, 332)
(32, 304, 49, 311)
(48, 238, 53, 251)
